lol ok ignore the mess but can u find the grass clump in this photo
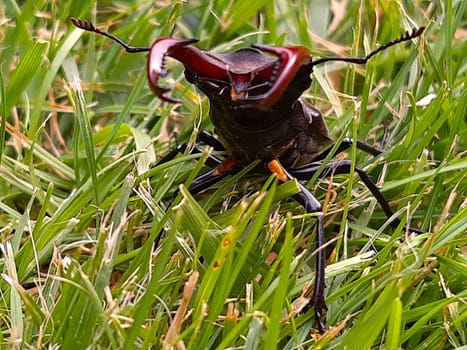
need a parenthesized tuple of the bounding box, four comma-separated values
(0, 1, 465, 349)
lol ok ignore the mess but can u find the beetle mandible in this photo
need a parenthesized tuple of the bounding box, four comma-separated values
(71, 17, 425, 332)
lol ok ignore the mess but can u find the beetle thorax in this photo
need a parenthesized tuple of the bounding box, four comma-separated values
(208, 100, 331, 168)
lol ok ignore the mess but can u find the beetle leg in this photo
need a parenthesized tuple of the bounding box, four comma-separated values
(154, 139, 236, 249)
(189, 156, 241, 194)
(157, 130, 225, 168)
(313, 138, 383, 161)
(197, 130, 226, 152)
(157, 143, 223, 168)
(157, 131, 238, 194)
(289, 160, 424, 234)
(268, 159, 328, 333)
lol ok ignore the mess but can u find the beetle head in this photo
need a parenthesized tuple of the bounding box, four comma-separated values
(148, 38, 313, 107)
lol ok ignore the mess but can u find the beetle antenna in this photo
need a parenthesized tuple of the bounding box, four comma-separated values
(71, 17, 150, 53)
(311, 26, 425, 67)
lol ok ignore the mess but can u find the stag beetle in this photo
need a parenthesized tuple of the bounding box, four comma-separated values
(71, 17, 425, 332)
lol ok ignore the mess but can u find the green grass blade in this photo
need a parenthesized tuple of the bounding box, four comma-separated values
(1, 1, 465, 349)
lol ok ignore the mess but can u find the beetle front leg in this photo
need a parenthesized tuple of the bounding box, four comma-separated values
(157, 130, 226, 168)
(153, 148, 238, 249)
(268, 159, 328, 333)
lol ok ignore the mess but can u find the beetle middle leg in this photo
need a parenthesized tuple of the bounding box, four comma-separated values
(289, 160, 424, 234)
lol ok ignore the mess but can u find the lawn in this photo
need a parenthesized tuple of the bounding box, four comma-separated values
(0, 1, 466, 349)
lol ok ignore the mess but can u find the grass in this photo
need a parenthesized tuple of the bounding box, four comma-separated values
(0, 0, 466, 349)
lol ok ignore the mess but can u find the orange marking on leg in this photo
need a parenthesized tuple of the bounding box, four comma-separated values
(212, 156, 237, 176)
(268, 159, 289, 182)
